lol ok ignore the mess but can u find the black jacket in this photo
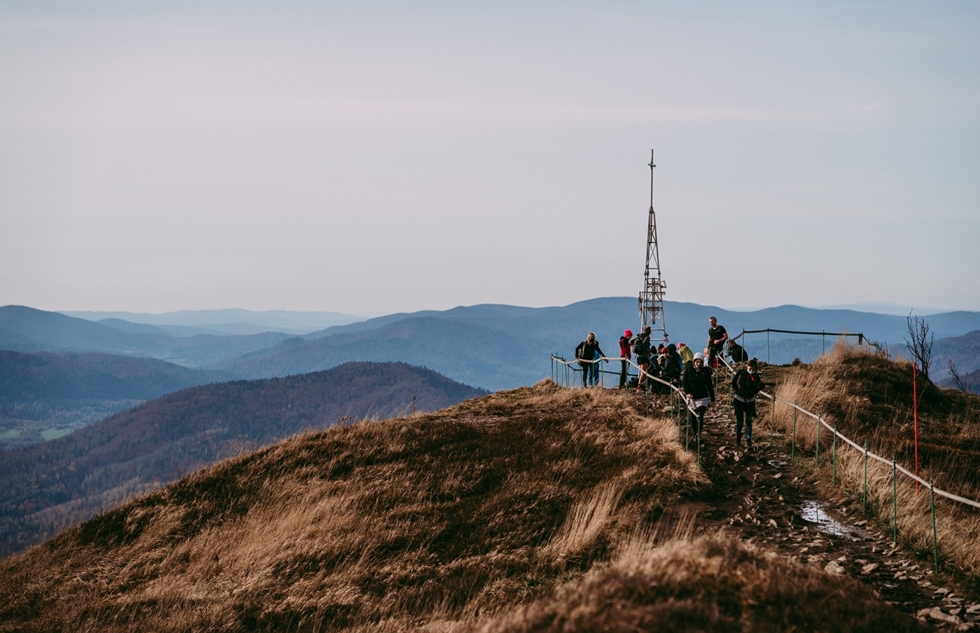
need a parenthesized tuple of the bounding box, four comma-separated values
(682, 364, 715, 401)
(732, 369, 765, 401)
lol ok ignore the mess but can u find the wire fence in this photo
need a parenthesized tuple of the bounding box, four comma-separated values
(730, 328, 868, 365)
(550, 349, 980, 573)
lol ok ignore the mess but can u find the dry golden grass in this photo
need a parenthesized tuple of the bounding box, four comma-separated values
(479, 532, 923, 633)
(0, 379, 932, 631)
(771, 343, 980, 595)
(0, 381, 704, 632)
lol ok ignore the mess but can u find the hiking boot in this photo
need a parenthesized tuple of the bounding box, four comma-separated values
(746, 438, 753, 450)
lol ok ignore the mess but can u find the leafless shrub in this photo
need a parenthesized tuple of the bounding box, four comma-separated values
(906, 311, 934, 379)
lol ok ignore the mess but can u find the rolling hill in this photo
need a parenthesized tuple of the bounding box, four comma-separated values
(0, 362, 486, 556)
(0, 350, 234, 449)
(0, 380, 936, 632)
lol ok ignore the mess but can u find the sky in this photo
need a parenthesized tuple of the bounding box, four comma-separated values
(2, 1, 978, 315)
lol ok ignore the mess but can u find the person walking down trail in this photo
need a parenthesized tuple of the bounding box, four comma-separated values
(632, 327, 652, 393)
(575, 333, 607, 387)
(619, 329, 633, 389)
(707, 316, 729, 369)
(732, 358, 765, 449)
(682, 352, 715, 445)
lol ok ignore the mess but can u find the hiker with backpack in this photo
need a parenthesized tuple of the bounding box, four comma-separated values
(575, 333, 607, 387)
(682, 352, 715, 445)
(618, 329, 633, 389)
(731, 358, 765, 449)
(631, 326, 652, 393)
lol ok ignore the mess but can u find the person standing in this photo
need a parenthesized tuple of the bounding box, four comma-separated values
(682, 352, 715, 443)
(732, 358, 765, 449)
(632, 326, 652, 393)
(619, 329, 633, 389)
(706, 316, 728, 368)
(575, 333, 606, 387)
(677, 342, 694, 369)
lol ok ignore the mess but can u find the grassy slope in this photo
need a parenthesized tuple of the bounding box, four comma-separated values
(0, 382, 925, 632)
(772, 345, 980, 594)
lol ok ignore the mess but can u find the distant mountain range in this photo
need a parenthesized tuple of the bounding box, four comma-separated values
(4, 301, 980, 391)
(62, 308, 367, 336)
(0, 361, 486, 556)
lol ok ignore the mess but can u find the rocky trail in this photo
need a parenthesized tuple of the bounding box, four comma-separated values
(635, 393, 980, 631)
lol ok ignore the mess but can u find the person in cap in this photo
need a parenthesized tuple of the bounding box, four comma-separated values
(619, 329, 633, 389)
(682, 351, 715, 446)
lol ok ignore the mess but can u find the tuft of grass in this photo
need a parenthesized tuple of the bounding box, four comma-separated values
(478, 532, 925, 633)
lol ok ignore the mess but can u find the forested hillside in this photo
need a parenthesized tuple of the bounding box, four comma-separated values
(0, 350, 233, 449)
(0, 362, 486, 555)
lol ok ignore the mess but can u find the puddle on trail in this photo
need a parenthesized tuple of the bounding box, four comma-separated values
(767, 459, 789, 469)
(800, 500, 852, 537)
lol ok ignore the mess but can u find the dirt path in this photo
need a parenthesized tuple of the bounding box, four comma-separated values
(641, 394, 979, 631)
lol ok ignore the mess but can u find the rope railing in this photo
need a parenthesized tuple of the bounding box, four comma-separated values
(756, 389, 980, 511)
(730, 328, 867, 364)
(552, 348, 980, 573)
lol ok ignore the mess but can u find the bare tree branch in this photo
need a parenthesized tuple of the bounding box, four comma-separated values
(905, 311, 934, 379)
(948, 360, 967, 392)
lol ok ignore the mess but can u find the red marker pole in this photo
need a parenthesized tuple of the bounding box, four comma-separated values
(913, 361, 920, 492)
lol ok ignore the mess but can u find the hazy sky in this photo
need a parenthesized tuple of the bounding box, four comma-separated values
(2, 1, 978, 314)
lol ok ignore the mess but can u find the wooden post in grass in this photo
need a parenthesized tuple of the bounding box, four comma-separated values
(863, 441, 869, 509)
(931, 479, 939, 572)
(892, 457, 898, 545)
(832, 422, 837, 486)
(816, 415, 821, 467)
(913, 362, 920, 493)
(791, 402, 797, 460)
(769, 393, 774, 447)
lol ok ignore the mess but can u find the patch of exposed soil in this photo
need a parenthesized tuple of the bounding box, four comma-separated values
(632, 392, 980, 631)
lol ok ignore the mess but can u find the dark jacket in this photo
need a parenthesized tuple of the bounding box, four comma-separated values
(575, 340, 604, 365)
(661, 355, 681, 383)
(732, 369, 765, 401)
(682, 364, 715, 401)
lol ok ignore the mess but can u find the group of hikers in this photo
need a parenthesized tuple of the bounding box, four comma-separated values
(574, 316, 765, 449)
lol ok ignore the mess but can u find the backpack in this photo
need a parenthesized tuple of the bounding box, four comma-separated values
(732, 369, 761, 398)
(574, 341, 586, 360)
(632, 336, 650, 357)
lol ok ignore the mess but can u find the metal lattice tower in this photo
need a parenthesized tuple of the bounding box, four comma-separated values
(638, 149, 668, 345)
